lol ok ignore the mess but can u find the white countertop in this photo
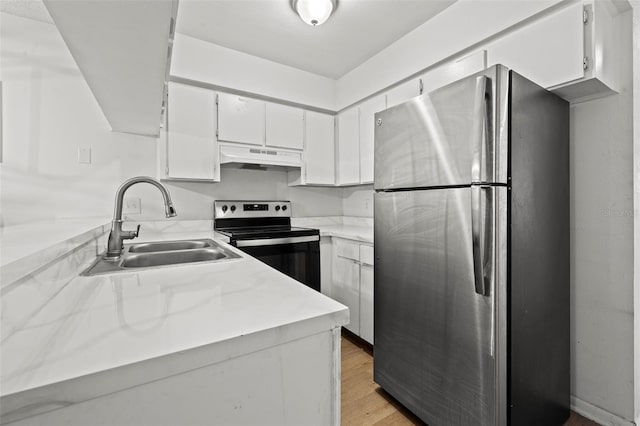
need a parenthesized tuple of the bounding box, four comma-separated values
(0, 218, 111, 286)
(292, 216, 373, 243)
(0, 222, 348, 422)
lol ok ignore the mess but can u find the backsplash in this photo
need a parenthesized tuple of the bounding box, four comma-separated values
(342, 185, 374, 218)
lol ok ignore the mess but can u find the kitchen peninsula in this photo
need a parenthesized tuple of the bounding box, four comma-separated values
(0, 221, 348, 425)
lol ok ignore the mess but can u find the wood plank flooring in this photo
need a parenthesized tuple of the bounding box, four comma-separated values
(341, 332, 600, 426)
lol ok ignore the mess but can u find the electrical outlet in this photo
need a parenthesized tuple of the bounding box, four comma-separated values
(123, 197, 141, 215)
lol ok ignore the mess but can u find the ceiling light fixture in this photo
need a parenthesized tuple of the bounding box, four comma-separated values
(291, 0, 337, 27)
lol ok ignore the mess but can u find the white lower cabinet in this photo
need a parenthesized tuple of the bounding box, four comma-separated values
(359, 264, 374, 344)
(331, 238, 374, 344)
(319, 236, 333, 298)
(332, 244, 360, 335)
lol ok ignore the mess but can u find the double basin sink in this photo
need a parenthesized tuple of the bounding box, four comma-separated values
(82, 238, 241, 276)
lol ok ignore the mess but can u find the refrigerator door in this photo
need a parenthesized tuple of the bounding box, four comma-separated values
(374, 65, 509, 190)
(374, 187, 507, 425)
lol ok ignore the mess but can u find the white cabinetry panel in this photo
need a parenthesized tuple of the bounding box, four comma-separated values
(332, 238, 361, 335)
(358, 95, 386, 184)
(337, 107, 360, 185)
(386, 78, 421, 108)
(360, 264, 374, 344)
(304, 111, 335, 185)
(421, 50, 487, 94)
(486, 2, 584, 89)
(330, 238, 374, 343)
(164, 82, 218, 181)
(217, 93, 264, 145)
(265, 102, 304, 150)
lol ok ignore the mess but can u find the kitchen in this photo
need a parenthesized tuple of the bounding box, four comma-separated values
(0, 0, 638, 425)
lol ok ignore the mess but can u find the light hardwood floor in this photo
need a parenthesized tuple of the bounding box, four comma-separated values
(341, 332, 599, 426)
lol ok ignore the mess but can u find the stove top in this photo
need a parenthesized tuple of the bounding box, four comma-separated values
(216, 226, 319, 240)
(213, 200, 318, 241)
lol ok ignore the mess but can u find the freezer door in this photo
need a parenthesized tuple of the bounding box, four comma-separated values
(374, 187, 507, 425)
(374, 65, 508, 190)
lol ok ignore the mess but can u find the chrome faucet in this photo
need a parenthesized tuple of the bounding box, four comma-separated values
(104, 176, 177, 260)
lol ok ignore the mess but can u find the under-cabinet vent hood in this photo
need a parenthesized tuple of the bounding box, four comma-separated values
(220, 145, 302, 168)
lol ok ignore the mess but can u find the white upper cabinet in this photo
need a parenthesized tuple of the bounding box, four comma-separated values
(265, 102, 304, 150)
(485, 1, 620, 101)
(386, 78, 421, 108)
(487, 3, 584, 90)
(217, 93, 264, 145)
(336, 107, 360, 185)
(304, 111, 335, 185)
(421, 50, 487, 95)
(162, 82, 218, 181)
(358, 94, 386, 184)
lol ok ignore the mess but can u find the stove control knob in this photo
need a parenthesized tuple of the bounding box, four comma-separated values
(230, 205, 236, 212)
(221, 205, 228, 213)
(282, 205, 287, 211)
(275, 205, 281, 211)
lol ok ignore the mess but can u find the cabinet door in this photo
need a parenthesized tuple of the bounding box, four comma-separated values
(486, 2, 584, 89)
(320, 237, 333, 298)
(421, 50, 487, 95)
(358, 95, 386, 184)
(360, 264, 374, 344)
(332, 251, 360, 335)
(266, 102, 304, 150)
(305, 111, 335, 185)
(386, 78, 421, 108)
(336, 107, 359, 185)
(165, 82, 217, 180)
(217, 93, 264, 145)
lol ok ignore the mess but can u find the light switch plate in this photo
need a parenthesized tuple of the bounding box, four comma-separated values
(123, 197, 141, 215)
(77, 147, 91, 164)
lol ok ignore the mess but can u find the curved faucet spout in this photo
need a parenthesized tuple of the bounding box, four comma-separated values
(113, 176, 177, 220)
(104, 176, 177, 260)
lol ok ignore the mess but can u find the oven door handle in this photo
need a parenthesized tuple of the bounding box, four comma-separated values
(235, 235, 319, 247)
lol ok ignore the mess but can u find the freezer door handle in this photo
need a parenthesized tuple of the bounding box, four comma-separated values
(471, 184, 493, 296)
(470, 76, 492, 183)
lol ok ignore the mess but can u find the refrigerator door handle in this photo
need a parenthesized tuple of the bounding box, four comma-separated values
(471, 76, 492, 183)
(471, 184, 493, 296)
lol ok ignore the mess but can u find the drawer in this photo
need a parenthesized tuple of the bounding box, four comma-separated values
(334, 238, 360, 261)
(360, 244, 374, 266)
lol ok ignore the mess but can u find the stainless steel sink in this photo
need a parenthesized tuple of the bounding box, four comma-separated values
(122, 248, 227, 268)
(128, 239, 214, 253)
(81, 239, 241, 276)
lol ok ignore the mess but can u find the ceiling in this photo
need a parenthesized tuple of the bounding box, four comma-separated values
(175, 0, 456, 79)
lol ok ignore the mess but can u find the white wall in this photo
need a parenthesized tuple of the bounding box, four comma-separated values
(570, 9, 634, 423)
(633, 4, 640, 424)
(0, 13, 343, 226)
(0, 13, 159, 226)
(137, 167, 343, 222)
(170, 33, 336, 110)
(342, 185, 373, 218)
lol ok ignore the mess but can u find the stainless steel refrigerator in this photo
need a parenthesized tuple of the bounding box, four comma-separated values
(373, 64, 569, 426)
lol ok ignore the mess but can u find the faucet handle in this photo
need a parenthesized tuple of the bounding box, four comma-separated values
(122, 224, 141, 241)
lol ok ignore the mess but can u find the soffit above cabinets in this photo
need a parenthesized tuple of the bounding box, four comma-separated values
(43, 0, 179, 137)
(175, 0, 456, 79)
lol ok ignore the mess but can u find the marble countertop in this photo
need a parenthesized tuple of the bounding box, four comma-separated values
(0, 218, 111, 286)
(293, 216, 373, 243)
(0, 222, 348, 423)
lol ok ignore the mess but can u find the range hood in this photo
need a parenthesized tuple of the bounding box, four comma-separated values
(219, 145, 302, 168)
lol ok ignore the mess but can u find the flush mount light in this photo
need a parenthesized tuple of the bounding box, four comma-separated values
(291, 0, 338, 27)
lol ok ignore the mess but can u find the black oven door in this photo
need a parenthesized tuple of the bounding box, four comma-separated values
(234, 236, 320, 292)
